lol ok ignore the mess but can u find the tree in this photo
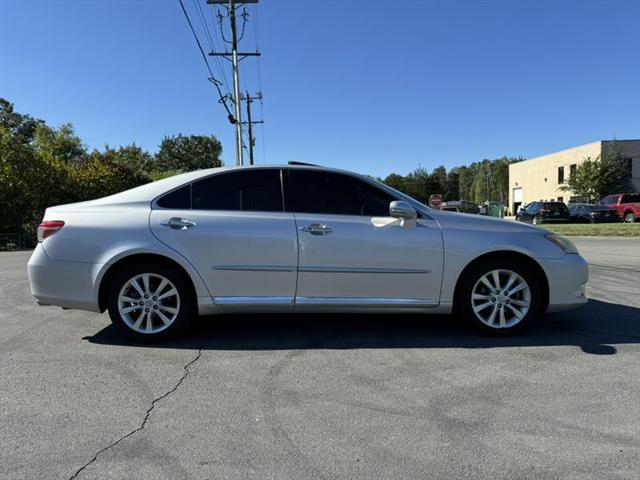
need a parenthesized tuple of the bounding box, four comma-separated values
(560, 158, 601, 201)
(445, 167, 461, 201)
(0, 98, 42, 143)
(383, 173, 406, 192)
(101, 143, 153, 176)
(33, 122, 86, 164)
(154, 134, 223, 172)
(561, 144, 634, 202)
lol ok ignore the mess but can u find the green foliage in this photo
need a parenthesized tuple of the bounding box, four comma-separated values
(561, 142, 634, 202)
(155, 134, 223, 172)
(102, 144, 154, 176)
(381, 157, 521, 205)
(0, 98, 223, 243)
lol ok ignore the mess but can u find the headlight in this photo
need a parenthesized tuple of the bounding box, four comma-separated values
(545, 234, 579, 254)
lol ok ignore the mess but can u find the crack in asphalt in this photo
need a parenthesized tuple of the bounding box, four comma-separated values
(67, 349, 203, 480)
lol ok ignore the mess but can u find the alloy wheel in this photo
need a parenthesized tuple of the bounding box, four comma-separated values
(471, 269, 531, 329)
(117, 273, 181, 334)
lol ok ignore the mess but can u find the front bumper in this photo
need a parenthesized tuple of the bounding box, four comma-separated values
(540, 253, 589, 313)
(27, 244, 102, 312)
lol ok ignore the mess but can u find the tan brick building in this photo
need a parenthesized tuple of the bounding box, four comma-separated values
(508, 140, 640, 214)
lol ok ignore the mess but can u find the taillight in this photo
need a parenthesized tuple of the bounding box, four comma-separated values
(37, 220, 65, 242)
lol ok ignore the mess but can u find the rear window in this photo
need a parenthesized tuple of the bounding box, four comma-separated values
(622, 194, 640, 203)
(543, 203, 569, 213)
(157, 185, 191, 209)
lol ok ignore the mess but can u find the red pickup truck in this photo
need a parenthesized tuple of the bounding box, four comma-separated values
(600, 193, 640, 223)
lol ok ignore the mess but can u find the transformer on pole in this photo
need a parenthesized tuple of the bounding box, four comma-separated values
(207, 0, 260, 166)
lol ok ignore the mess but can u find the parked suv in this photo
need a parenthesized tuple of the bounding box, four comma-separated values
(600, 193, 640, 223)
(516, 201, 570, 225)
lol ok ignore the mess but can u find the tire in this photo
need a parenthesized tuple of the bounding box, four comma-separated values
(624, 211, 636, 223)
(532, 216, 541, 225)
(455, 259, 541, 335)
(107, 263, 194, 341)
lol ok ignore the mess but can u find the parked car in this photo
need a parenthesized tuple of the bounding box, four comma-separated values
(442, 200, 479, 214)
(28, 164, 588, 339)
(515, 201, 570, 225)
(441, 205, 460, 212)
(569, 204, 619, 223)
(600, 193, 640, 223)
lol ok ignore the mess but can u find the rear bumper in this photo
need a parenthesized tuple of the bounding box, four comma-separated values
(540, 253, 589, 313)
(27, 244, 101, 312)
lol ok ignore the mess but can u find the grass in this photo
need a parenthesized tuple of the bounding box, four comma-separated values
(540, 222, 640, 237)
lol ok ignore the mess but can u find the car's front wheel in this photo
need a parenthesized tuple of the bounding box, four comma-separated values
(107, 264, 193, 341)
(456, 260, 541, 335)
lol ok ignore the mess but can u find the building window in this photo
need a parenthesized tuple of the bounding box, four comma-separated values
(570, 164, 576, 177)
(557, 196, 564, 203)
(558, 166, 565, 184)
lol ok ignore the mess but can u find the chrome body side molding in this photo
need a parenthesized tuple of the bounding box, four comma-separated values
(294, 297, 436, 307)
(212, 265, 296, 272)
(298, 266, 431, 274)
(213, 296, 294, 306)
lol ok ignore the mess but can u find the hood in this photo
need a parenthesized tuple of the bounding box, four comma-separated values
(431, 210, 544, 234)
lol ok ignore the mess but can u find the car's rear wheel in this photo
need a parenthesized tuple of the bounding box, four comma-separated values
(456, 260, 541, 335)
(624, 211, 636, 223)
(107, 264, 193, 341)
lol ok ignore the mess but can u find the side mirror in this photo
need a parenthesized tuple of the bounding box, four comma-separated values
(389, 200, 417, 220)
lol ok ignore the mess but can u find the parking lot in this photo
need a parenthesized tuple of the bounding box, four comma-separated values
(1, 237, 639, 480)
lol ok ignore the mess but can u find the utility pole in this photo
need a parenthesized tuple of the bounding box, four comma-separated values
(208, 0, 260, 165)
(242, 91, 264, 165)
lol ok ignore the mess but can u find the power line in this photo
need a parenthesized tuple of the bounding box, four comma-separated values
(178, 0, 235, 121)
(253, 3, 265, 163)
(207, 0, 260, 166)
(192, 0, 228, 92)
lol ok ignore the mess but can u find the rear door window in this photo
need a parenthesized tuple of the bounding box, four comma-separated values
(157, 185, 191, 209)
(191, 169, 284, 212)
(543, 203, 569, 213)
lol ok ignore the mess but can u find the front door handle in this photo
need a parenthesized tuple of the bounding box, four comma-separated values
(300, 223, 332, 236)
(160, 217, 196, 230)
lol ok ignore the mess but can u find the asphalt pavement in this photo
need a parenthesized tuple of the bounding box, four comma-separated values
(1, 237, 639, 479)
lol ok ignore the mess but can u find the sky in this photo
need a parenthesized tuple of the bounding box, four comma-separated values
(1, 0, 639, 178)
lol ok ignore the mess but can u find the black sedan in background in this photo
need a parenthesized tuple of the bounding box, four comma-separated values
(569, 204, 620, 223)
(516, 201, 570, 225)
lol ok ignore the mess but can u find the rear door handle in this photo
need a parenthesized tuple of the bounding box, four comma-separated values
(160, 217, 196, 230)
(299, 223, 332, 236)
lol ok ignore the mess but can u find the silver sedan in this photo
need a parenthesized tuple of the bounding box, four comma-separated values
(28, 164, 588, 340)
